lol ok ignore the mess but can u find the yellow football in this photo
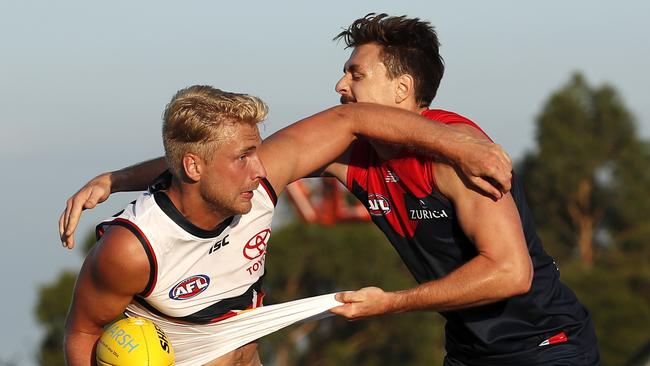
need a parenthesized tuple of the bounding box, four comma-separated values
(96, 317, 174, 366)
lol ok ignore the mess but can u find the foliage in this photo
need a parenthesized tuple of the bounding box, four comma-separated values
(35, 272, 76, 366)
(519, 72, 646, 266)
(561, 260, 650, 366)
(260, 221, 446, 365)
(34, 233, 95, 366)
(608, 140, 650, 258)
(519, 72, 650, 365)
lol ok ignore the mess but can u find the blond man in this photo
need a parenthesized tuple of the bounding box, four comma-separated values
(63, 85, 512, 365)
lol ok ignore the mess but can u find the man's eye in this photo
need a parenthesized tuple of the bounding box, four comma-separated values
(352, 73, 363, 80)
(239, 154, 247, 161)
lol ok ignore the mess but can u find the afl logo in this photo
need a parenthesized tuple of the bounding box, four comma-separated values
(243, 229, 270, 260)
(169, 274, 210, 300)
(368, 193, 391, 216)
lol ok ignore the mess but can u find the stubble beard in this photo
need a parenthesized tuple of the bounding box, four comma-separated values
(199, 186, 244, 220)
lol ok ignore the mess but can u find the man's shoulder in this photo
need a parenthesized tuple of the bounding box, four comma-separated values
(95, 225, 150, 269)
(423, 109, 490, 140)
(87, 224, 150, 294)
(423, 109, 476, 125)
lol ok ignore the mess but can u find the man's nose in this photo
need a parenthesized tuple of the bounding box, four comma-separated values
(253, 155, 267, 180)
(335, 75, 348, 95)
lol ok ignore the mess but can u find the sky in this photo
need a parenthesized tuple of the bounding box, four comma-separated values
(1, 1, 649, 364)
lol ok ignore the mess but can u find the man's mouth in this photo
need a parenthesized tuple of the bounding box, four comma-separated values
(242, 184, 259, 199)
(340, 96, 356, 104)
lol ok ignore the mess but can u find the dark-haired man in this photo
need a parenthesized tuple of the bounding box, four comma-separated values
(61, 88, 511, 364)
(327, 13, 600, 365)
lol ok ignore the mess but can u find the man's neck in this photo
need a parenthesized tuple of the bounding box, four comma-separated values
(165, 181, 230, 231)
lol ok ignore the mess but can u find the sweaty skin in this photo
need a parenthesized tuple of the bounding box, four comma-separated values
(60, 103, 511, 249)
(62, 102, 512, 365)
(323, 43, 531, 317)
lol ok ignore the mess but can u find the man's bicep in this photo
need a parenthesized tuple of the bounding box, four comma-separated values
(260, 119, 356, 193)
(259, 133, 305, 194)
(67, 229, 149, 332)
(439, 164, 527, 259)
(67, 260, 129, 335)
(460, 195, 528, 259)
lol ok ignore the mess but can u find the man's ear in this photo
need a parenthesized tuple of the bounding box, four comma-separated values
(395, 74, 415, 104)
(182, 153, 202, 182)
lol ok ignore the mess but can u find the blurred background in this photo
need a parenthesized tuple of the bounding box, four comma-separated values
(1, 1, 649, 365)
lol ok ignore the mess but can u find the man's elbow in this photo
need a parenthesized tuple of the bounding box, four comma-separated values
(512, 270, 533, 296)
(501, 259, 533, 297)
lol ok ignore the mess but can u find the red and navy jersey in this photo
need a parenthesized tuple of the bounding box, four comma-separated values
(346, 109, 597, 363)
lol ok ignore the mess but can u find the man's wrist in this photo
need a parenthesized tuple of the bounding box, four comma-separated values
(444, 128, 471, 163)
(105, 171, 119, 193)
(387, 291, 409, 314)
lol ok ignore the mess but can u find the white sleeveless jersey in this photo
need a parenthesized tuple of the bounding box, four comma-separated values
(96, 178, 277, 323)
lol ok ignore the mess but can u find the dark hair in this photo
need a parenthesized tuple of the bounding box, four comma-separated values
(334, 13, 444, 107)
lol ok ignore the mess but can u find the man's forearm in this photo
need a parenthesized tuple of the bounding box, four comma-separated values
(342, 103, 512, 197)
(389, 253, 531, 313)
(344, 103, 468, 159)
(64, 331, 100, 366)
(110, 157, 167, 193)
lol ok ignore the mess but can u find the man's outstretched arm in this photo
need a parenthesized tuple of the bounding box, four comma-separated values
(260, 103, 511, 195)
(60, 103, 511, 248)
(59, 158, 166, 248)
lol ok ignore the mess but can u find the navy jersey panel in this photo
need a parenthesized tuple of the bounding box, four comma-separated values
(346, 109, 597, 363)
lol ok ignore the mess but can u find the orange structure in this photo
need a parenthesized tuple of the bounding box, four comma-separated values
(284, 178, 370, 225)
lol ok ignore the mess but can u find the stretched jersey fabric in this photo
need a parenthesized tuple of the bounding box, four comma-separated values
(95, 174, 344, 364)
(126, 292, 341, 366)
(346, 109, 598, 365)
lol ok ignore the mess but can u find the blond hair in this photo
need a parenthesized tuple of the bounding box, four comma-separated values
(162, 85, 268, 178)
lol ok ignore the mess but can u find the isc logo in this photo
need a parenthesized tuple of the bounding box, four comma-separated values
(209, 234, 230, 254)
(368, 193, 391, 216)
(169, 274, 210, 300)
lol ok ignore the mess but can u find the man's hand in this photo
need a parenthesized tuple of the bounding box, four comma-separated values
(59, 173, 112, 249)
(447, 128, 512, 200)
(330, 287, 396, 320)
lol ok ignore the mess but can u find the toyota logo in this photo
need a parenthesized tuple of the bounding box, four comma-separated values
(243, 229, 271, 259)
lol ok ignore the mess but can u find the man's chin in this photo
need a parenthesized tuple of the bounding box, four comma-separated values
(236, 202, 253, 215)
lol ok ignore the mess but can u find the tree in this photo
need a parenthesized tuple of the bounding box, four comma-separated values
(518, 72, 650, 364)
(608, 139, 650, 258)
(519, 72, 643, 267)
(35, 272, 76, 366)
(34, 234, 95, 366)
(259, 221, 446, 365)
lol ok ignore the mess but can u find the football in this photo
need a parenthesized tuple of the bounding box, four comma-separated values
(96, 317, 174, 366)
